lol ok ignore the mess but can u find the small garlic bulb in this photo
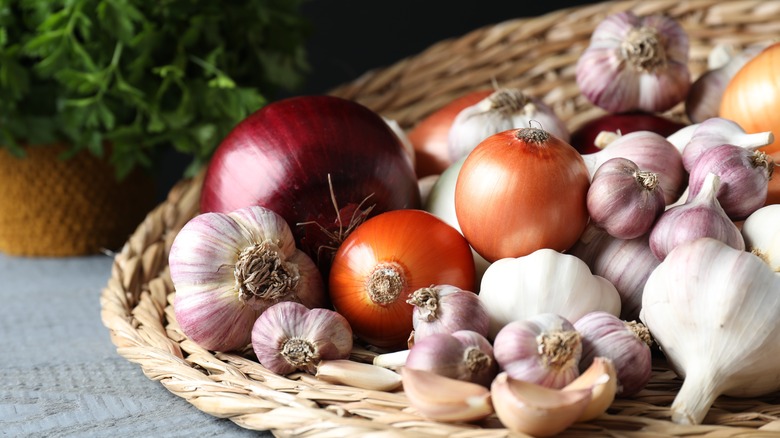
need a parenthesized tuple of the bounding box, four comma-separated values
(447, 88, 569, 162)
(649, 172, 745, 261)
(641, 238, 780, 425)
(251, 301, 353, 375)
(493, 313, 582, 389)
(681, 117, 774, 172)
(576, 11, 691, 113)
(407, 285, 490, 342)
(404, 330, 498, 387)
(170, 206, 327, 352)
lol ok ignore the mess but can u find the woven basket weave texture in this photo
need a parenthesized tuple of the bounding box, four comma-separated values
(0, 145, 155, 256)
(101, 1, 780, 436)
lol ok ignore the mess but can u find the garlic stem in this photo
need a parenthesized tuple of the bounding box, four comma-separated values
(670, 370, 720, 425)
(738, 131, 775, 150)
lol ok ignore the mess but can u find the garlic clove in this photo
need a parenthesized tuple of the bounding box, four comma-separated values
(400, 367, 493, 423)
(742, 204, 780, 272)
(316, 359, 402, 392)
(563, 357, 618, 422)
(490, 371, 592, 437)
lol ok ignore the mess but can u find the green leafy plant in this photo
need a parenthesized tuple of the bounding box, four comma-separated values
(0, 0, 310, 178)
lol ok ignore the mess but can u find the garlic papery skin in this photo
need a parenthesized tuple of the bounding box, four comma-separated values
(447, 87, 569, 163)
(573, 311, 653, 397)
(681, 117, 774, 172)
(251, 301, 352, 375)
(640, 238, 780, 425)
(587, 157, 665, 239)
(568, 224, 660, 321)
(404, 330, 497, 387)
(400, 367, 494, 423)
(490, 371, 591, 437)
(742, 204, 780, 272)
(407, 285, 490, 342)
(479, 248, 621, 338)
(581, 131, 686, 205)
(575, 11, 690, 113)
(170, 206, 326, 352)
(685, 46, 764, 123)
(649, 173, 745, 261)
(687, 143, 775, 220)
(492, 313, 582, 389)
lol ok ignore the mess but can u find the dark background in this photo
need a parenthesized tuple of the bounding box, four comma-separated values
(293, 0, 602, 95)
(156, 0, 602, 200)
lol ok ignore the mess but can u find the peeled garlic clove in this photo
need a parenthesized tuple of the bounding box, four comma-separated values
(251, 301, 353, 375)
(316, 359, 402, 391)
(741, 204, 780, 272)
(649, 173, 745, 261)
(400, 367, 493, 423)
(563, 357, 618, 422)
(641, 238, 780, 425)
(587, 157, 665, 239)
(491, 371, 591, 437)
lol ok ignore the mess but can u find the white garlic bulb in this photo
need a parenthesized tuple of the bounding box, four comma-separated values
(447, 88, 569, 163)
(576, 11, 691, 113)
(641, 238, 780, 425)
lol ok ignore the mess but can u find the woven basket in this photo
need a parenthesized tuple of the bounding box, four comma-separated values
(101, 1, 780, 436)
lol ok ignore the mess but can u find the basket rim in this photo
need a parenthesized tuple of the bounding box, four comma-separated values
(100, 1, 780, 436)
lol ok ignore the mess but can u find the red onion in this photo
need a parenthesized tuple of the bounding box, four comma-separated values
(200, 95, 421, 273)
(570, 112, 686, 155)
(687, 143, 775, 220)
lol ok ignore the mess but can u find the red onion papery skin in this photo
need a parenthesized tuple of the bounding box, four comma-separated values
(570, 112, 687, 155)
(200, 95, 421, 275)
(687, 143, 774, 221)
(568, 224, 660, 322)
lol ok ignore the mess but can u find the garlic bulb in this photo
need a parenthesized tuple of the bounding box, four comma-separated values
(568, 224, 660, 321)
(404, 330, 498, 387)
(479, 248, 621, 338)
(407, 285, 490, 342)
(581, 131, 686, 205)
(641, 238, 780, 425)
(170, 206, 326, 352)
(681, 117, 774, 172)
(742, 204, 780, 272)
(649, 173, 745, 261)
(573, 311, 653, 397)
(587, 157, 665, 239)
(447, 87, 569, 162)
(493, 313, 582, 389)
(576, 11, 690, 113)
(251, 301, 353, 375)
(687, 143, 774, 220)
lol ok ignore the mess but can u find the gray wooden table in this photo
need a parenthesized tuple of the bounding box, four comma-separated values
(0, 254, 270, 437)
